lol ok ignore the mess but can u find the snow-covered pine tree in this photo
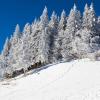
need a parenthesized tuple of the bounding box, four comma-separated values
(19, 23, 32, 71)
(48, 11, 59, 63)
(8, 24, 22, 71)
(0, 54, 5, 78)
(23, 23, 31, 35)
(37, 6, 50, 64)
(40, 6, 48, 29)
(58, 10, 67, 30)
(30, 19, 40, 64)
(82, 4, 90, 29)
(88, 3, 100, 51)
(1, 37, 12, 78)
(88, 3, 97, 30)
(13, 24, 21, 40)
(83, 3, 99, 52)
(61, 4, 82, 61)
(74, 3, 99, 58)
(82, 3, 96, 32)
(72, 4, 91, 57)
(11, 24, 21, 47)
(49, 11, 58, 30)
(2, 38, 11, 57)
(38, 27, 50, 64)
(54, 10, 67, 62)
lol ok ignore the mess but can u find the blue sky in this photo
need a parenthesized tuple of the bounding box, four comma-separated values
(0, 0, 100, 52)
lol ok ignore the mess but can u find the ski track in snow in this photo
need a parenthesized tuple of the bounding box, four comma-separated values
(1, 59, 100, 100)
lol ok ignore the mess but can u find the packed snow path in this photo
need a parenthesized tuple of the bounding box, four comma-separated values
(1, 59, 100, 100)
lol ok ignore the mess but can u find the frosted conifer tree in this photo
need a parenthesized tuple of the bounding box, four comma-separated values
(40, 6, 48, 29)
(59, 10, 66, 30)
(83, 3, 98, 52)
(88, 3, 96, 30)
(66, 4, 81, 37)
(74, 3, 98, 57)
(19, 23, 32, 71)
(1, 38, 10, 72)
(30, 19, 41, 64)
(82, 3, 96, 30)
(23, 23, 31, 35)
(55, 10, 67, 62)
(88, 3, 100, 51)
(2, 38, 11, 57)
(73, 4, 92, 57)
(13, 24, 21, 40)
(37, 6, 50, 64)
(9, 24, 22, 71)
(49, 11, 58, 30)
(82, 4, 90, 28)
(9, 23, 32, 73)
(1, 38, 12, 77)
(49, 11, 59, 63)
(62, 4, 82, 61)
(29, 7, 49, 64)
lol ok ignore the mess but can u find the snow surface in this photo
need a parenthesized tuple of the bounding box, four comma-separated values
(1, 59, 100, 100)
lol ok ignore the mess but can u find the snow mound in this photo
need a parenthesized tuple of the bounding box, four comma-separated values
(0, 59, 100, 100)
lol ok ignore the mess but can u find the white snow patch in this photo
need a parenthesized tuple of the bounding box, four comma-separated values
(0, 59, 100, 100)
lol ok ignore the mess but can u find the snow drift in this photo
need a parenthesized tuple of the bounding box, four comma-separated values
(0, 59, 100, 100)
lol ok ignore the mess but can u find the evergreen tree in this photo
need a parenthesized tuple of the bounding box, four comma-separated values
(49, 11, 58, 30)
(59, 10, 67, 30)
(1, 38, 11, 70)
(82, 3, 96, 30)
(88, 3, 96, 30)
(14, 24, 21, 37)
(82, 4, 90, 28)
(8, 24, 21, 71)
(19, 23, 32, 71)
(61, 4, 81, 61)
(40, 6, 48, 29)
(55, 10, 67, 62)
(2, 38, 11, 57)
(23, 23, 31, 35)
(37, 7, 50, 63)
(74, 3, 98, 57)
(30, 19, 41, 64)
(1, 38, 12, 77)
(49, 11, 59, 63)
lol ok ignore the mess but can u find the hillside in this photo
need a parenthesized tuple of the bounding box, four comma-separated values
(1, 3, 100, 79)
(0, 59, 100, 100)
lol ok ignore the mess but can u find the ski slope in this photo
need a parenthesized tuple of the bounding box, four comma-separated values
(0, 59, 100, 100)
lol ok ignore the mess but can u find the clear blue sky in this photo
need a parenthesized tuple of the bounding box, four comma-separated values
(0, 0, 100, 52)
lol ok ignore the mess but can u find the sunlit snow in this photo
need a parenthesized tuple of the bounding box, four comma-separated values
(0, 59, 100, 100)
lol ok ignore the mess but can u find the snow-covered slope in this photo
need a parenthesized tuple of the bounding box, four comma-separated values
(1, 59, 100, 100)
